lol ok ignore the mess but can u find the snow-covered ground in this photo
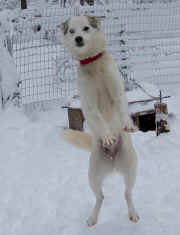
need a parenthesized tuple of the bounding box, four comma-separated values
(0, 85, 180, 235)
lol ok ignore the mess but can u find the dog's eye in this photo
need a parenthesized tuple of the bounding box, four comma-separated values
(69, 28, 75, 34)
(83, 26, 89, 32)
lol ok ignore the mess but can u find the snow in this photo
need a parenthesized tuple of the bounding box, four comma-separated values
(0, 85, 179, 235)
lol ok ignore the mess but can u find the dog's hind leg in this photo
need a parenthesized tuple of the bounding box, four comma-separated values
(123, 165, 139, 223)
(87, 145, 113, 226)
(87, 172, 104, 227)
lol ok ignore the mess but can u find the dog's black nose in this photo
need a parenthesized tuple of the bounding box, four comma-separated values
(75, 36, 83, 44)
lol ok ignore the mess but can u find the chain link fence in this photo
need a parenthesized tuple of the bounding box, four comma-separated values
(6, 0, 180, 108)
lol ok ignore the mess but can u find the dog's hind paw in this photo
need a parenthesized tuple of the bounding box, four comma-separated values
(87, 216, 97, 227)
(129, 212, 140, 223)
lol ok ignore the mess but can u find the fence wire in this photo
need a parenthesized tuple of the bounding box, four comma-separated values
(8, 1, 180, 107)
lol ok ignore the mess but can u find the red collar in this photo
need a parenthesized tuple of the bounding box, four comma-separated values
(80, 52, 104, 65)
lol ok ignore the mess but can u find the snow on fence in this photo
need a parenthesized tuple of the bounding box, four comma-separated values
(7, 1, 180, 107)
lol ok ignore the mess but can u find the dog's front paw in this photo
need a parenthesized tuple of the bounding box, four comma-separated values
(100, 135, 120, 160)
(102, 134, 116, 147)
(87, 216, 97, 227)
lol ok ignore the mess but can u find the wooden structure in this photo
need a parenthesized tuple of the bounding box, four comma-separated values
(67, 103, 170, 133)
(154, 102, 170, 136)
(66, 89, 170, 134)
(68, 107, 84, 131)
(131, 101, 170, 134)
(131, 109, 156, 132)
(68, 106, 157, 133)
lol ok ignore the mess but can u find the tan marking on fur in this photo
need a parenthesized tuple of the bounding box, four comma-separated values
(61, 129, 92, 151)
(59, 20, 69, 35)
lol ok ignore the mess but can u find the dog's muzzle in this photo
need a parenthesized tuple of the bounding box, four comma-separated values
(75, 36, 84, 47)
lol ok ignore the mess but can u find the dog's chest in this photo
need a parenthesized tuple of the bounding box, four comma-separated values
(78, 67, 114, 120)
(96, 82, 113, 115)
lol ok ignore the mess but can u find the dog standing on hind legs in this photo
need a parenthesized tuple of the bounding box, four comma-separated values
(59, 15, 140, 226)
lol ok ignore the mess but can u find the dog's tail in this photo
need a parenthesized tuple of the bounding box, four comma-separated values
(61, 129, 92, 152)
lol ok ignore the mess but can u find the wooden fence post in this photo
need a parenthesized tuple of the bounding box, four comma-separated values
(154, 103, 170, 136)
(21, 0, 27, 9)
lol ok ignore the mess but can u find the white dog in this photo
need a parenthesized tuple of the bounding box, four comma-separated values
(59, 15, 139, 226)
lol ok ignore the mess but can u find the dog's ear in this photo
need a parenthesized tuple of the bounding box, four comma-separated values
(86, 16, 101, 29)
(57, 20, 69, 35)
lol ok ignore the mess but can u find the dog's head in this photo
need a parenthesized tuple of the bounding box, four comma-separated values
(58, 15, 106, 60)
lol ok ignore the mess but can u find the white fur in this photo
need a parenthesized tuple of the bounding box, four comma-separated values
(60, 15, 139, 226)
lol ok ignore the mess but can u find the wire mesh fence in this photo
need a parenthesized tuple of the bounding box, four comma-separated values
(7, 0, 180, 108)
(10, 7, 78, 107)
